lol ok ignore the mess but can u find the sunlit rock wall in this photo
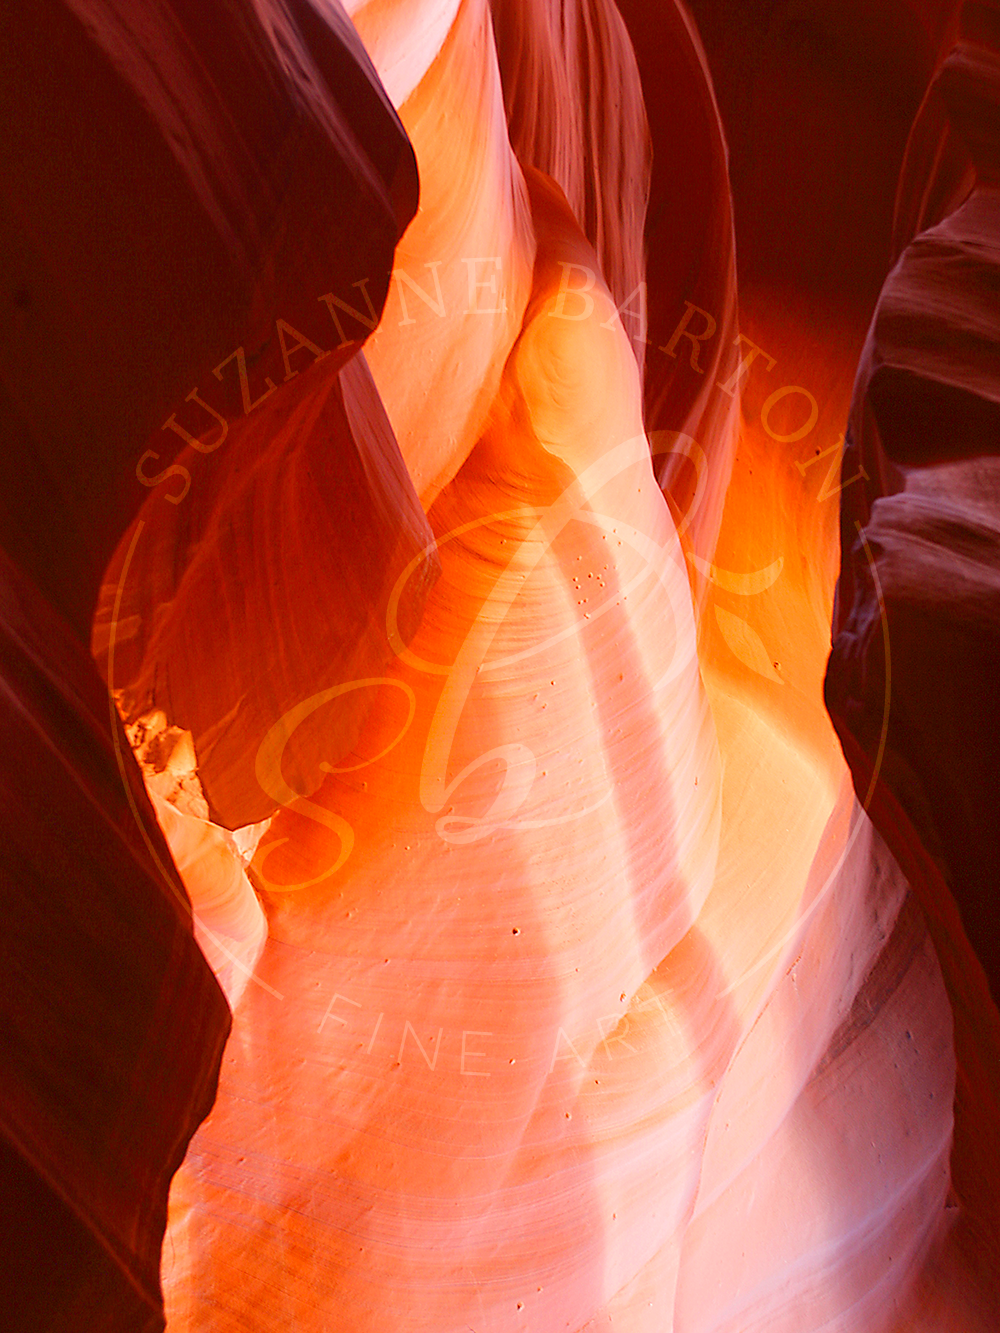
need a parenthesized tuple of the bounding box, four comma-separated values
(4, 0, 998, 1329)
(2, 0, 417, 1325)
(117, 1, 993, 1330)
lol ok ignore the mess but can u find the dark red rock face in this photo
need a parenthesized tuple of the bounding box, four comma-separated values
(2, 1, 416, 1327)
(0, 547, 231, 1331)
(3, 0, 999, 1329)
(825, 1, 1000, 1302)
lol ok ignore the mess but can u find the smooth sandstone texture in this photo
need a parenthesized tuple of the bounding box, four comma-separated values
(4, 0, 990, 1328)
(1, 0, 419, 1327)
(0, 549, 229, 1332)
(827, 3, 1000, 1313)
(143, 1, 986, 1330)
(164, 121, 725, 1333)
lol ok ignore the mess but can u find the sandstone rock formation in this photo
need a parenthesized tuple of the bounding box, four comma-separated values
(826, 0, 1000, 1314)
(3, 0, 998, 1330)
(2, 0, 417, 1326)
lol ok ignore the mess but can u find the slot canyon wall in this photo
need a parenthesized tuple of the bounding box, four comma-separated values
(1, 0, 998, 1330)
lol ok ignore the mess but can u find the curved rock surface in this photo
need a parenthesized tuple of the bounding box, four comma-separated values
(2, 0, 419, 1327)
(826, 0, 1000, 1311)
(141, 2, 981, 1330)
(4, 0, 997, 1330)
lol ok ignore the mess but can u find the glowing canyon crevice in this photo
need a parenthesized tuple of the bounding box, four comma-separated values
(1, 1, 998, 1330)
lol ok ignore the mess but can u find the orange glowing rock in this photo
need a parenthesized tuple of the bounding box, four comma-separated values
(163, 106, 726, 1333)
(148, 3, 990, 1331)
(6, 0, 992, 1329)
(1, 0, 416, 1324)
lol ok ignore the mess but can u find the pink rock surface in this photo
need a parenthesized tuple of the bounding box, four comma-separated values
(1, 0, 417, 1326)
(4, 0, 997, 1329)
(153, 2, 979, 1329)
